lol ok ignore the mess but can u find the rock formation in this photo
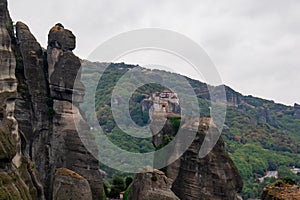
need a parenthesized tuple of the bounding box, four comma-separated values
(53, 168, 93, 200)
(47, 24, 84, 103)
(0, 0, 46, 199)
(294, 103, 300, 118)
(47, 24, 103, 199)
(0, 1, 246, 199)
(129, 167, 180, 200)
(261, 180, 300, 200)
(0, 1, 103, 199)
(153, 116, 243, 200)
(15, 21, 51, 198)
(256, 107, 278, 127)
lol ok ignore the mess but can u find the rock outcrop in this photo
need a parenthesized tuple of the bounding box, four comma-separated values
(256, 107, 278, 127)
(15, 21, 51, 198)
(47, 24, 103, 199)
(53, 168, 93, 200)
(129, 167, 180, 200)
(47, 24, 84, 103)
(153, 116, 243, 200)
(0, 1, 245, 199)
(0, 1, 42, 199)
(11, 10, 103, 200)
(261, 180, 300, 200)
(294, 103, 300, 118)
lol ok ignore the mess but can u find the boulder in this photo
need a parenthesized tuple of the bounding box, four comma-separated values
(53, 168, 92, 200)
(129, 167, 180, 200)
(261, 180, 300, 200)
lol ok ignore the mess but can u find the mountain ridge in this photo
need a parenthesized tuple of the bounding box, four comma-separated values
(80, 60, 300, 199)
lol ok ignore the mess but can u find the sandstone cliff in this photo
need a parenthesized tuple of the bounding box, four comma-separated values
(0, 0, 46, 199)
(46, 23, 103, 200)
(14, 22, 103, 199)
(152, 115, 243, 200)
(0, 1, 103, 199)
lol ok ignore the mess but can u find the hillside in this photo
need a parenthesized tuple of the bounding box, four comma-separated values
(81, 61, 300, 199)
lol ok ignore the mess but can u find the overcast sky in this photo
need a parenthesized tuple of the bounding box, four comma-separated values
(9, 0, 300, 106)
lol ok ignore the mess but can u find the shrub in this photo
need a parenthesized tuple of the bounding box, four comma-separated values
(274, 180, 284, 187)
(151, 174, 157, 181)
(282, 177, 296, 185)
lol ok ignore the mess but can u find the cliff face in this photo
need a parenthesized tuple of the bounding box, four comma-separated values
(46, 24, 103, 200)
(152, 116, 243, 200)
(256, 107, 278, 127)
(0, 1, 103, 199)
(0, 0, 42, 199)
(15, 21, 51, 198)
(14, 21, 103, 199)
(294, 103, 300, 118)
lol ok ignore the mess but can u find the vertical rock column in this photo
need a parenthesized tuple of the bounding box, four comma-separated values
(153, 117, 243, 200)
(47, 24, 103, 199)
(0, 0, 20, 169)
(15, 21, 50, 199)
(0, 0, 32, 199)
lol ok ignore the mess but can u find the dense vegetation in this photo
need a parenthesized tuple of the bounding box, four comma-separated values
(81, 61, 300, 199)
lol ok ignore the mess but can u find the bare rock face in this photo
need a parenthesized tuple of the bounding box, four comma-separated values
(13, 20, 103, 199)
(294, 103, 300, 118)
(153, 117, 243, 200)
(256, 107, 278, 127)
(53, 168, 93, 200)
(129, 167, 180, 200)
(48, 25, 76, 51)
(15, 22, 52, 195)
(47, 24, 103, 199)
(47, 24, 84, 103)
(52, 100, 103, 199)
(0, 1, 38, 199)
(261, 180, 300, 200)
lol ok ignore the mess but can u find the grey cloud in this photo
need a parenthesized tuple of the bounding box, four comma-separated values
(8, 0, 300, 105)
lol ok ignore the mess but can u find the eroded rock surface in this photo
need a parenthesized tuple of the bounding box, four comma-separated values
(47, 24, 84, 103)
(15, 22, 52, 196)
(0, 1, 41, 199)
(53, 168, 93, 200)
(13, 20, 103, 200)
(261, 181, 300, 200)
(294, 103, 300, 118)
(129, 167, 180, 200)
(47, 24, 103, 199)
(257, 107, 278, 127)
(153, 116, 243, 200)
